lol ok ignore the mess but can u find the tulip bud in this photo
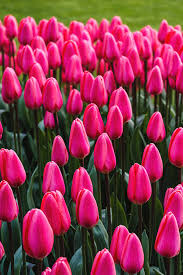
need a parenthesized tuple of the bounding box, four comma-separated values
(95, 39, 103, 59)
(94, 133, 116, 173)
(23, 209, 54, 259)
(104, 70, 116, 96)
(110, 225, 129, 264)
(45, 17, 59, 43)
(62, 40, 80, 69)
(56, 34, 64, 57)
(127, 163, 152, 204)
(42, 161, 65, 195)
(71, 167, 93, 203)
(69, 20, 84, 39)
(2, 67, 22, 104)
(44, 111, 55, 129)
(164, 188, 174, 209)
(102, 32, 120, 62)
(142, 37, 152, 60)
(91, 248, 116, 275)
(31, 35, 47, 54)
(41, 267, 52, 275)
(127, 48, 142, 78)
(90, 75, 108, 108)
(168, 51, 182, 79)
(66, 89, 83, 116)
(154, 57, 167, 81)
(121, 32, 136, 56)
(155, 212, 180, 257)
(51, 136, 68, 167)
(113, 56, 134, 87)
(0, 241, 5, 261)
(98, 19, 109, 41)
(79, 40, 97, 71)
(65, 55, 83, 85)
(43, 78, 63, 113)
(0, 149, 26, 187)
(18, 18, 33, 45)
(158, 19, 169, 43)
(29, 62, 46, 91)
(106, 106, 123, 140)
(133, 31, 144, 58)
(38, 19, 48, 39)
(80, 71, 94, 103)
(146, 66, 163, 95)
(168, 127, 183, 168)
(24, 77, 43, 109)
(21, 45, 35, 74)
(110, 16, 122, 33)
(52, 257, 72, 275)
(47, 42, 61, 70)
(176, 64, 183, 94)
(142, 143, 163, 183)
(34, 49, 49, 76)
(0, 121, 3, 139)
(4, 15, 18, 39)
(41, 191, 71, 236)
(109, 87, 132, 123)
(146, 112, 166, 143)
(0, 180, 19, 222)
(97, 58, 108, 76)
(83, 103, 104, 140)
(76, 189, 99, 228)
(120, 233, 144, 273)
(69, 118, 90, 159)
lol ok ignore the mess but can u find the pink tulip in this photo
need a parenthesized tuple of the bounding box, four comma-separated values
(80, 71, 94, 103)
(51, 136, 68, 167)
(90, 75, 108, 108)
(44, 111, 56, 129)
(127, 48, 142, 78)
(31, 35, 47, 54)
(104, 70, 116, 96)
(0, 180, 19, 222)
(44, 17, 59, 43)
(106, 105, 123, 140)
(69, 118, 90, 159)
(94, 133, 116, 173)
(168, 127, 183, 168)
(24, 77, 43, 109)
(69, 20, 84, 39)
(21, 45, 35, 74)
(142, 143, 163, 183)
(146, 66, 163, 95)
(176, 64, 183, 93)
(52, 257, 72, 275)
(62, 40, 80, 69)
(0, 121, 3, 140)
(65, 55, 83, 85)
(0, 241, 5, 261)
(41, 191, 71, 235)
(29, 62, 46, 91)
(34, 49, 49, 75)
(98, 19, 109, 41)
(23, 209, 54, 259)
(113, 56, 134, 86)
(83, 103, 104, 140)
(41, 267, 52, 275)
(66, 89, 83, 116)
(47, 42, 61, 70)
(102, 32, 120, 62)
(91, 248, 116, 275)
(18, 18, 33, 45)
(0, 149, 26, 187)
(154, 57, 167, 81)
(158, 19, 169, 43)
(4, 15, 18, 39)
(42, 161, 65, 195)
(155, 212, 180, 258)
(146, 112, 166, 143)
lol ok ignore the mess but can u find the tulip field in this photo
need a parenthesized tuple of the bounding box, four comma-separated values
(0, 14, 183, 275)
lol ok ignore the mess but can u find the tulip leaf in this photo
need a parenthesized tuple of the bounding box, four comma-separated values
(27, 166, 38, 209)
(111, 193, 128, 229)
(93, 219, 109, 250)
(142, 230, 150, 275)
(130, 127, 146, 164)
(8, 245, 22, 275)
(74, 226, 82, 252)
(150, 267, 164, 275)
(128, 203, 138, 232)
(70, 248, 83, 275)
(1, 218, 21, 262)
(87, 152, 94, 174)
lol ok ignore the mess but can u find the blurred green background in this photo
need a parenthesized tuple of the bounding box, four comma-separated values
(0, 0, 183, 30)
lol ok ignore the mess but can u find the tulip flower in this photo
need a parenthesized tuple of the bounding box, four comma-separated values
(146, 66, 163, 95)
(90, 75, 108, 108)
(176, 64, 183, 94)
(2, 67, 22, 104)
(62, 40, 80, 69)
(24, 77, 43, 109)
(168, 127, 183, 168)
(113, 56, 134, 87)
(155, 212, 180, 258)
(51, 136, 69, 167)
(106, 105, 123, 140)
(158, 19, 169, 43)
(18, 18, 33, 45)
(69, 20, 84, 38)
(41, 191, 71, 236)
(164, 190, 183, 230)
(83, 103, 104, 140)
(142, 36, 152, 60)
(146, 112, 166, 143)
(71, 167, 93, 202)
(21, 45, 35, 74)
(44, 111, 56, 129)
(43, 78, 63, 113)
(76, 189, 99, 228)
(104, 70, 116, 96)
(142, 143, 163, 183)
(0, 149, 26, 187)
(44, 17, 59, 43)
(34, 48, 49, 76)
(0, 180, 19, 222)
(0, 241, 5, 261)
(52, 257, 72, 275)
(110, 225, 129, 264)
(29, 62, 46, 91)
(127, 163, 152, 205)
(91, 248, 116, 275)
(31, 35, 47, 54)
(69, 118, 90, 160)
(79, 40, 97, 71)
(164, 188, 174, 209)
(42, 161, 65, 195)
(102, 32, 120, 62)
(127, 48, 142, 78)
(66, 89, 83, 116)
(0, 121, 3, 140)
(80, 71, 94, 103)
(23, 209, 54, 259)
(109, 87, 132, 123)
(94, 133, 116, 173)
(56, 34, 64, 57)
(120, 233, 144, 273)
(41, 267, 52, 275)
(47, 42, 61, 70)
(154, 57, 167, 81)
(65, 54, 83, 85)
(4, 15, 18, 40)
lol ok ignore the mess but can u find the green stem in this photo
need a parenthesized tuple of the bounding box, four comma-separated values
(37, 259, 42, 275)
(168, 87, 172, 123)
(82, 227, 87, 275)
(45, 127, 49, 163)
(14, 101, 21, 159)
(165, 79, 169, 129)
(7, 222, 14, 275)
(53, 69, 57, 79)
(55, 235, 60, 259)
(54, 112, 59, 135)
(178, 168, 182, 184)
(138, 204, 142, 242)
(154, 95, 158, 112)
(175, 90, 179, 128)
(60, 235, 65, 257)
(121, 134, 125, 201)
(150, 181, 157, 263)
(59, 66, 62, 90)
(132, 78, 137, 128)
(180, 94, 183, 125)
(9, 104, 17, 153)
(97, 171, 102, 219)
(15, 187, 27, 275)
(114, 139, 118, 229)
(175, 252, 181, 275)
(165, 258, 170, 275)
(88, 228, 96, 260)
(79, 158, 84, 168)
(144, 60, 147, 110)
(138, 77, 141, 116)
(34, 109, 41, 195)
(2, 49, 5, 74)
(105, 173, 112, 246)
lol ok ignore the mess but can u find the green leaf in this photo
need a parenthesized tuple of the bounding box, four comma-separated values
(27, 166, 38, 209)
(111, 193, 128, 229)
(130, 127, 146, 163)
(74, 226, 82, 252)
(142, 230, 150, 275)
(128, 203, 138, 232)
(70, 248, 82, 275)
(8, 246, 22, 275)
(93, 219, 109, 250)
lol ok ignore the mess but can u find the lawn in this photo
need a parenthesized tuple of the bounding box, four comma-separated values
(0, 0, 183, 31)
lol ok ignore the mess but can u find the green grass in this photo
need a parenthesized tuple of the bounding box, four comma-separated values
(0, 0, 183, 31)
